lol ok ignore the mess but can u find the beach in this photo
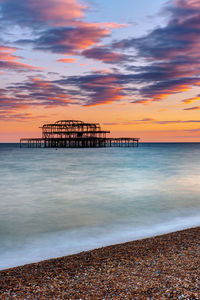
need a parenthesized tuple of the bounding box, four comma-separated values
(0, 226, 199, 299)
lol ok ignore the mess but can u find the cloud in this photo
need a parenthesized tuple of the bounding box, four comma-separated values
(38, 0, 200, 106)
(0, 45, 40, 72)
(18, 24, 110, 55)
(0, 110, 50, 121)
(0, 73, 128, 118)
(82, 46, 129, 64)
(0, 0, 126, 30)
(53, 68, 200, 106)
(57, 57, 77, 63)
(0, 0, 86, 27)
(9, 77, 77, 107)
(1, 73, 124, 115)
(133, 118, 200, 124)
(104, 118, 200, 126)
(0, 77, 79, 120)
(131, 99, 150, 104)
(55, 72, 130, 106)
(2, 0, 200, 109)
(133, 77, 200, 102)
(102, 122, 119, 126)
(182, 95, 200, 104)
(100, 22, 128, 29)
(112, 0, 200, 103)
(0, 0, 126, 75)
(0, 0, 124, 60)
(183, 106, 200, 110)
(170, 135, 200, 138)
(184, 128, 200, 132)
(0, 111, 32, 121)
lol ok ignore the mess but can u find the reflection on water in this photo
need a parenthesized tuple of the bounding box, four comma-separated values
(0, 143, 200, 269)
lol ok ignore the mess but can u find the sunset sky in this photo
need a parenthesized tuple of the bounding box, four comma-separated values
(0, 0, 200, 142)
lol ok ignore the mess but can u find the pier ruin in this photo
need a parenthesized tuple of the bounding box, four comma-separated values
(20, 120, 139, 148)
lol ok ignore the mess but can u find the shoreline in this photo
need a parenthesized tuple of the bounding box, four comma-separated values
(0, 226, 199, 298)
(1, 215, 200, 271)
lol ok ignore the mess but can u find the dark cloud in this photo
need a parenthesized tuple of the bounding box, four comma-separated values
(17, 25, 110, 55)
(54, 70, 200, 106)
(183, 106, 200, 110)
(55, 72, 136, 105)
(0, 72, 130, 117)
(132, 77, 200, 102)
(0, 77, 80, 120)
(8, 77, 79, 107)
(82, 46, 130, 64)
(48, 0, 200, 106)
(112, 0, 200, 103)
(0, 0, 86, 28)
(184, 128, 200, 132)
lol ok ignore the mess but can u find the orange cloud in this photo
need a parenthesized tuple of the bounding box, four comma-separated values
(0, 45, 18, 61)
(57, 58, 77, 63)
(148, 84, 191, 102)
(182, 96, 200, 104)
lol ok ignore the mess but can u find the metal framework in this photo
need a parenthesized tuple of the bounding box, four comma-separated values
(20, 120, 139, 148)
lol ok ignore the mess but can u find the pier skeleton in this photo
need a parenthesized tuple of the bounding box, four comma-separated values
(20, 120, 139, 148)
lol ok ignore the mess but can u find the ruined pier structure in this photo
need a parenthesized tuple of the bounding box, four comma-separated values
(20, 120, 139, 148)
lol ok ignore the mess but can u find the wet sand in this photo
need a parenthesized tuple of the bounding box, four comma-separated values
(0, 226, 199, 299)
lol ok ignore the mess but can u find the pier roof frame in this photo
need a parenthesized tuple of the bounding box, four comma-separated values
(40, 120, 101, 130)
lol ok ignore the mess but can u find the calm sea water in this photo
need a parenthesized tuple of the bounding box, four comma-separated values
(0, 143, 200, 270)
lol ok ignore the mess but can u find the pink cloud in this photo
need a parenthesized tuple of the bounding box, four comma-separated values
(174, 0, 200, 10)
(0, 45, 40, 72)
(0, 0, 125, 65)
(26, 0, 86, 26)
(100, 22, 128, 29)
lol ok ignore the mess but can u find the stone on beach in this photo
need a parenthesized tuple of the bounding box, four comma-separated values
(0, 227, 199, 299)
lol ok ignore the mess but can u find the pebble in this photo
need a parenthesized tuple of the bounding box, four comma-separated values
(0, 227, 200, 299)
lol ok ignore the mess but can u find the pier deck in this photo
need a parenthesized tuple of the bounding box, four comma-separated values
(20, 137, 139, 148)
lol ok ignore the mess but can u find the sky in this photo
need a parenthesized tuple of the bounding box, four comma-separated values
(0, 0, 200, 142)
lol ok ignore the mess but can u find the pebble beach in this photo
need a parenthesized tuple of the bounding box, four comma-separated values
(0, 226, 199, 299)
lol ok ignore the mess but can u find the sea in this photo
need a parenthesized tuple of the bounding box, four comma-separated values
(0, 143, 200, 270)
